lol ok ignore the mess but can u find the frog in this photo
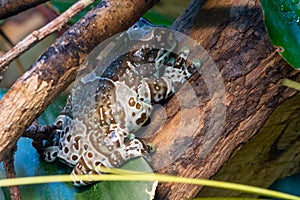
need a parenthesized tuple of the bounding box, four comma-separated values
(42, 18, 201, 186)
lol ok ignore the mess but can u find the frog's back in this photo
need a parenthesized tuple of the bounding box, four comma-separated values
(43, 18, 201, 185)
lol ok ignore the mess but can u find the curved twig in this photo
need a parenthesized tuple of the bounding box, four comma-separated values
(0, 0, 96, 75)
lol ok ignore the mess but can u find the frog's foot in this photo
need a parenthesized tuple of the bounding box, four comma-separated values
(42, 129, 61, 163)
(137, 47, 201, 104)
(165, 46, 202, 84)
(121, 138, 152, 162)
(71, 156, 95, 186)
(146, 142, 156, 154)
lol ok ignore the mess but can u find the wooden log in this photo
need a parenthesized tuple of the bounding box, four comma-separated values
(146, 0, 300, 199)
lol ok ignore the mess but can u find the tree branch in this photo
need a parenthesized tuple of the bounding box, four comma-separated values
(0, 0, 96, 75)
(0, 0, 49, 20)
(0, 0, 159, 162)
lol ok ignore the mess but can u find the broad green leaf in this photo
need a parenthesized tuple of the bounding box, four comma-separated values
(0, 90, 154, 200)
(261, 0, 300, 69)
(38, 94, 66, 125)
(0, 187, 4, 200)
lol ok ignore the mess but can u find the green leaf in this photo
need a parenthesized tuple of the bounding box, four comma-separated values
(143, 10, 175, 26)
(0, 89, 154, 200)
(261, 0, 300, 69)
(75, 159, 155, 200)
(38, 94, 66, 125)
(0, 187, 4, 200)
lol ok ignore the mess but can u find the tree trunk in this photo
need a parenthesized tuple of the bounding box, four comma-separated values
(197, 92, 300, 198)
(145, 0, 300, 199)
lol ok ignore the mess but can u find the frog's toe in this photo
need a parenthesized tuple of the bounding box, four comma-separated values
(147, 143, 156, 154)
(71, 157, 94, 186)
(43, 146, 59, 162)
(125, 133, 136, 142)
(178, 46, 191, 61)
(187, 58, 202, 76)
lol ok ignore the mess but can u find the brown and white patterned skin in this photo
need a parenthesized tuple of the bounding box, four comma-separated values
(43, 18, 201, 186)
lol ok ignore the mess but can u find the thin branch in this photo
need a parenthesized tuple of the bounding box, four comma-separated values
(0, 0, 49, 20)
(0, 0, 96, 75)
(0, 30, 25, 75)
(3, 146, 20, 200)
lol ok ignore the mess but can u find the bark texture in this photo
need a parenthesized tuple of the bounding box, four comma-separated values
(0, 0, 49, 20)
(0, 0, 159, 162)
(197, 92, 300, 197)
(140, 0, 300, 199)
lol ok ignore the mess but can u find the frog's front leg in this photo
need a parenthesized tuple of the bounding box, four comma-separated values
(42, 93, 73, 162)
(42, 114, 66, 162)
(138, 47, 201, 104)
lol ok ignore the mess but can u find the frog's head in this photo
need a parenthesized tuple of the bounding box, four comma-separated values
(127, 18, 177, 52)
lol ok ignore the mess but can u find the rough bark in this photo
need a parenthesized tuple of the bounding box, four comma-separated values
(197, 93, 300, 198)
(0, 0, 159, 162)
(142, 0, 300, 199)
(0, 0, 49, 20)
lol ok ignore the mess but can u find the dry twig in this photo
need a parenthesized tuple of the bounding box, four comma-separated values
(0, 0, 96, 75)
(3, 146, 20, 200)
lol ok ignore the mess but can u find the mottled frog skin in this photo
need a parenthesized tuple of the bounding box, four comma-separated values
(43, 18, 201, 186)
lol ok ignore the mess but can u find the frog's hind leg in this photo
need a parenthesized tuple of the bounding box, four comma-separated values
(70, 138, 153, 186)
(70, 156, 94, 186)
